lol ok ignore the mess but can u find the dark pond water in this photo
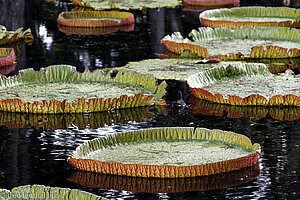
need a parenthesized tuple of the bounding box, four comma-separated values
(0, 0, 300, 199)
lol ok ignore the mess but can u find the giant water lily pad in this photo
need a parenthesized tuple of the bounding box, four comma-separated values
(190, 97, 300, 121)
(0, 107, 155, 130)
(69, 162, 259, 193)
(187, 62, 300, 106)
(0, 65, 166, 114)
(0, 184, 106, 200)
(0, 48, 15, 67)
(161, 27, 300, 59)
(200, 6, 300, 28)
(183, 0, 239, 6)
(68, 127, 260, 178)
(57, 11, 134, 28)
(108, 59, 228, 81)
(72, 0, 182, 10)
(0, 25, 33, 45)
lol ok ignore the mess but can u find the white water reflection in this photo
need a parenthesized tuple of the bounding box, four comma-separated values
(38, 24, 53, 50)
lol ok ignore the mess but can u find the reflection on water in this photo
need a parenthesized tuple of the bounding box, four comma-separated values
(69, 163, 260, 193)
(0, 0, 300, 199)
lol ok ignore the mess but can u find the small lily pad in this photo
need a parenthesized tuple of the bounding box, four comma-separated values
(69, 162, 260, 193)
(108, 59, 230, 81)
(200, 6, 300, 28)
(68, 127, 260, 178)
(0, 65, 166, 114)
(0, 184, 106, 200)
(0, 25, 33, 46)
(161, 27, 300, 59)
(72, 0, 182, 10)
(187, 62, 300, 106)
(57, 11, 134, 28)
(0, 48, 15, 67)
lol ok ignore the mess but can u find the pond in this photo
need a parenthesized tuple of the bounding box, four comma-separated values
(0, 0, 300, 199)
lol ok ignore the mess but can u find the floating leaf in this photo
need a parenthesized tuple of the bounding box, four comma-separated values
(57, 11, 134, 28)
(68, 127, 261, 178)
(72, 0, 182, 10)
(0, 65, 166, 114)
(187, 62, 300, 106)
(200, 6, 300, 28)
(0, 184, 106, 200)
(108, 59, 231, 81)
(0, 48, 15, 67)
(161, 27, 300, 59)
(69, 162, 259, 193)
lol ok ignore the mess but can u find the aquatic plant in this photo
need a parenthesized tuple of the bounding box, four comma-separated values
(0, 25, 33, 46)
(68, 127, 260, 178)
(0, 65, 166, 114)
(161, 27, 300, 59)
(57, 11, 134, 28)
(0, 184, 106, 200)
(108, 59, 226, 81)
(200, 6, 300, 28)
(0, 48, 15, 67)
(187, 62, 300, 106)
(72, 0, 182, 10)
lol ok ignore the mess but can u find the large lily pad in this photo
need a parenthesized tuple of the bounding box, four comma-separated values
(108, 59, 228, 81)
(0, 184, 106, 200)
(69, 162, 259, 193)
(183, 0, 239, 6)
(0, 48, 15, 67)
(0, 107, 155, 130)
(68, 127, 260, 178)
(0, 65, 166, 114)
(187, 62, 300, 106)
(200, 6, 300, 28)
(161, 27, 300, 59)
(0, 25, 33, 46)
(72, 0, 182, 10)
(190, 96, 300, 121)
(57, 11, 134, 28)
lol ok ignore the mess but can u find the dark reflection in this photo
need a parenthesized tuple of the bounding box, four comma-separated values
(69, 163, 260, 193)
(189, 96, 300, 121)
(0, 107, 156, 130)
